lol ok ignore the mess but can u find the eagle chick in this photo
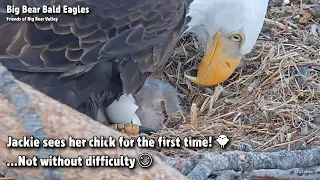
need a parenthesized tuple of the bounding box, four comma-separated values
(134, 77, 183, 131)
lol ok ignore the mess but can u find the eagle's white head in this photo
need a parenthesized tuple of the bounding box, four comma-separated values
(185, 0, 269, 85)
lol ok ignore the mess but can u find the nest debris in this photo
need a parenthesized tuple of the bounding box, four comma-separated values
(150, 0, 320, 158)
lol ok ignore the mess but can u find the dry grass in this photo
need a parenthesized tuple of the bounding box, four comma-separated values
(151, 1, 320, 158)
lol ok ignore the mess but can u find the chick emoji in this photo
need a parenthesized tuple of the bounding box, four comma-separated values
(216, 135, 229, 148)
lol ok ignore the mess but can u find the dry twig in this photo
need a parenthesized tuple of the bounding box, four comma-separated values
(158, 148, 320, 180)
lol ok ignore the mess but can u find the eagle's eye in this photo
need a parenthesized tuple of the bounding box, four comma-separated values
(230, 34, 242, 42)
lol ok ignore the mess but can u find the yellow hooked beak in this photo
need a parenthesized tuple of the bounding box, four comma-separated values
(185, 31, 242, 86)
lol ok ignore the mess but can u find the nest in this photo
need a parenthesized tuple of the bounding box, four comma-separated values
(150, 0, 320, 158)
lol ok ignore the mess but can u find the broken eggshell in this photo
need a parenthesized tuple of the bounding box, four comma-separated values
(105, 94, 141, 125)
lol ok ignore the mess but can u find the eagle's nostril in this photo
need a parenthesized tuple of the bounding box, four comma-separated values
(226, 62, 231, 68)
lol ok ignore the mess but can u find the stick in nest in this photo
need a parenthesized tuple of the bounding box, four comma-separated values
(158, 147, 320, 180)
(189, 103, 198, 128)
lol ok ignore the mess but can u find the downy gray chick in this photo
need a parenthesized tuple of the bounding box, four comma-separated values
(91, 76, 183, 133)
(133, 77, 183, 131)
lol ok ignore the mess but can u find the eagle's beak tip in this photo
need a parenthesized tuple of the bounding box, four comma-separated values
(184, 73, 217, 86)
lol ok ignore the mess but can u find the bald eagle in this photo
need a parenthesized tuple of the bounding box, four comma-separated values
(0, 0, 268, 133)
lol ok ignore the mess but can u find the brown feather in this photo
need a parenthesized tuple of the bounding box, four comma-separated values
(0, 0, 187, 118)
(51, 23, 72, 35)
